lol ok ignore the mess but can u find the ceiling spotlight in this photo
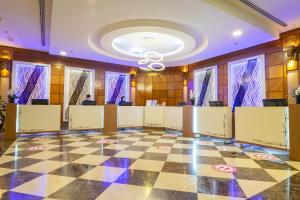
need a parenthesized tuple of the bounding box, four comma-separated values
(232, 30, 242, 37)
(148, 62, 165, 71)
(60, 51, 67, 56)
(144, 51, 163, 62)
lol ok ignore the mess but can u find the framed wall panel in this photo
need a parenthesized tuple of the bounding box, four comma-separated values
(63, 67, 95, 121)
(228, 55, 266, 107)
(193, 65, 218, 106)
(12, 61, 50, 104)
(105, 71, 130, 104)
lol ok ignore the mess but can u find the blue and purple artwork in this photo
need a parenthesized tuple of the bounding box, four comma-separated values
(12, 61, 50, 104)
(228, 55, 266, 108)
(105, 72, 129, 104)
(63, 67, 95, 121)
(193, 66, 218, 106)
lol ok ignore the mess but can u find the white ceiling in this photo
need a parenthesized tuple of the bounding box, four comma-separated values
(0, 0, 300, 67)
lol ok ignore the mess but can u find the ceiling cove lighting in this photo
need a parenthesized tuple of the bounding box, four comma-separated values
(232, 30, 242, 37)
(111, 32, 184, 58)
(59, 51, 67, 56)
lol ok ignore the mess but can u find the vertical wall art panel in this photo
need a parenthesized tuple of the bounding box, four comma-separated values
(12, 61, 50, 104)
(228, 55, 266, 108)
(105, 71, 130, 104)
(193, 66, 218, 106)
(63, 67, 95, 121)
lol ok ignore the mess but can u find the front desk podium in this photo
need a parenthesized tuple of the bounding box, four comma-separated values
(289, 104, 300, 161)
(4, 103, 17, 140)
(104, 104, 117, 134)
(182, 105, 194, 137)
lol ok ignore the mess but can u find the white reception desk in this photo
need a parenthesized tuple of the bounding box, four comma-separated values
(235, 107, 289, 149)
(68, 105, 104, 130)
(163, 106, 183, 130)
(193, 107, 232, 138)
(143, 106, 183, 130)
(118, 106, 144, 127)
(17, 105, 61, 133)
(144, 106, 165, 127)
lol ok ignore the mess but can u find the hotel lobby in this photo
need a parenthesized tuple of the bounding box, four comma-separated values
(1, 0, 300, 199)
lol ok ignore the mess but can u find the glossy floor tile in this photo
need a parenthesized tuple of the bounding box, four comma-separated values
(0, 129, 299, 200)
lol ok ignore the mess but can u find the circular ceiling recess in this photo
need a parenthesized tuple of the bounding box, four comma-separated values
(112, 32, 184, 58)
(88, 19, 208, 66)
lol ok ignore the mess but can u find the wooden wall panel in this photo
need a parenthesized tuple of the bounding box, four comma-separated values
(136, 67, 185, 106)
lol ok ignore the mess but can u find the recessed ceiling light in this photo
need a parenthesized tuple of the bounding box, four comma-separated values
(232, 30, 242, 37)
(60, 51, 67, 56)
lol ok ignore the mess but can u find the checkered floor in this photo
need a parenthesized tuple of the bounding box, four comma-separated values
(0, 130, 300, 200)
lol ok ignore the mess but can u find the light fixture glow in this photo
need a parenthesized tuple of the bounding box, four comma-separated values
(287, 60, 298, 71)
(144, 51, 163, 62)
(232, 30, 242, 37)
(60, 51, 67, 56)
(0, 68, 9, 77)
(148, 62, 165, 71)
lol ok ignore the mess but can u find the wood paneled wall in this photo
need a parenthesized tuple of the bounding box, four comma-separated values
(1, 28, 300, 107)
(135, 67, 185, 106)
(189, 39, 286, 105)
(1, 46, 130, 106)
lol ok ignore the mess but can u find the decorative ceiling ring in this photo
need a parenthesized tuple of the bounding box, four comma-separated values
(138, 59, 150, 65)
(87, 19, 208, 66)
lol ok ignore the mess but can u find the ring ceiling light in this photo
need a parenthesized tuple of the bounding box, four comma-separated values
(148, 62, 165, 71)
(138, 59, 149, 65)
(144, 51, 164, 62)
(138, 51, 165, 71)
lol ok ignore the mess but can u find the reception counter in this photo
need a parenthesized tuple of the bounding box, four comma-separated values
(144, 106, 164, 127)
(143, 106, 183, 130)
(17, 105, 61, 133)
(163, 106, 182, 130)
(235, 107, 289, 149)
(69, 105, 104, 130)
(193, 107, 232, 138)
(117, 106, 144, 127)
(10, 103, 299, 160)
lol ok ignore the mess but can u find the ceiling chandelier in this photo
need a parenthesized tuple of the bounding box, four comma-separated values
(138, 51, 165, 71)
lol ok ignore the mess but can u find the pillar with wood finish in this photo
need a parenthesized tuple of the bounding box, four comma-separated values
(4, 103, 17, 140)
(182, 105, 194, 138)
(289, 104, 300, 161)
(103, 104, 117, 134)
